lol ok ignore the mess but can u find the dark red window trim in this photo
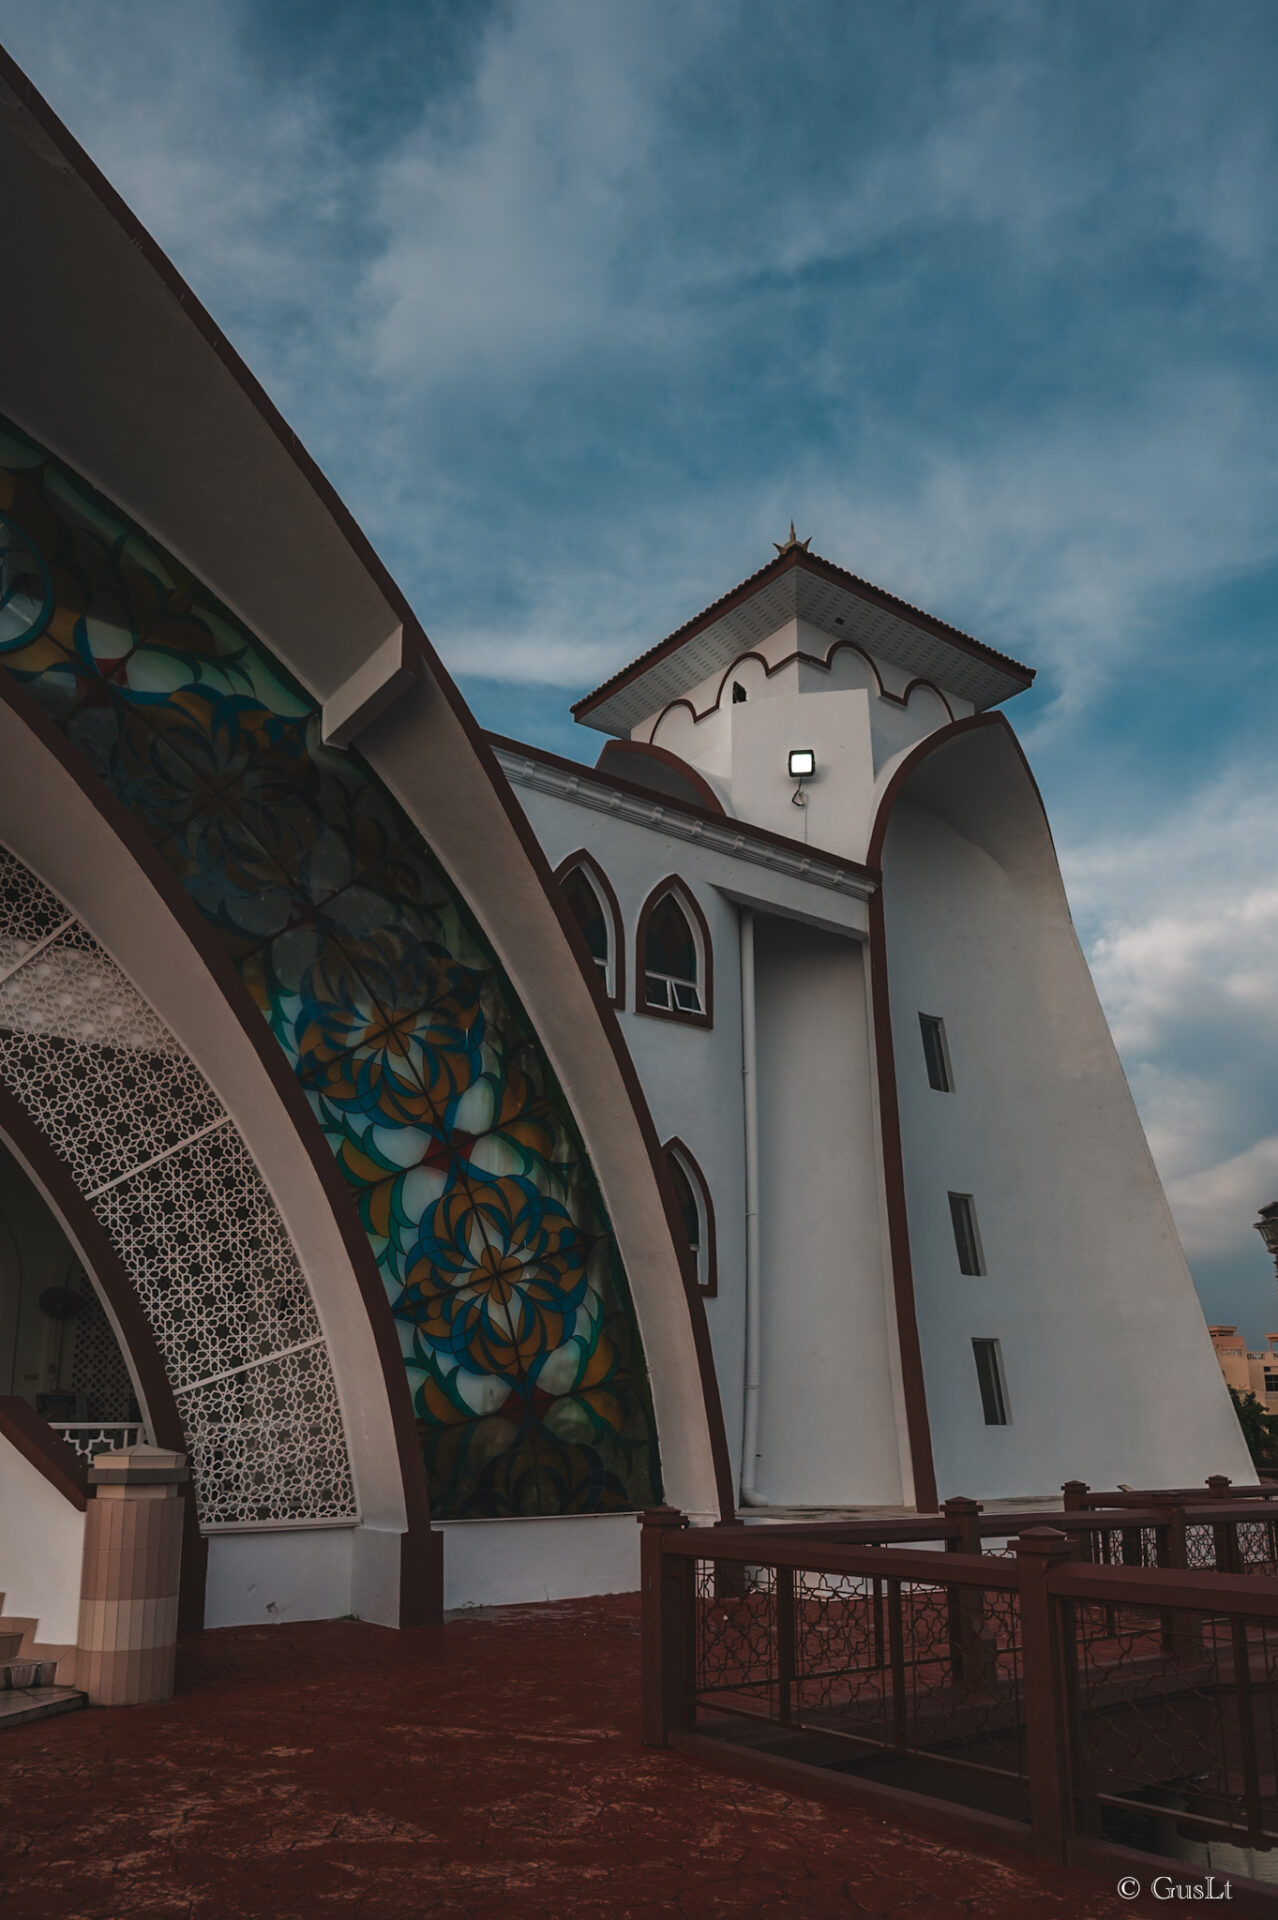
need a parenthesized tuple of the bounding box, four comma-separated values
(552, 849, 625, 1010)
(635, 876, 714, 1030)
(662, 1138, 717, 1298)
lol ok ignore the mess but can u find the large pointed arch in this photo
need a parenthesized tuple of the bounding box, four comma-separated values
(0, 50, 735, 1533)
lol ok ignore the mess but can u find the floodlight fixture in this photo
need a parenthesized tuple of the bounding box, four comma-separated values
(788, 747, 815, 810)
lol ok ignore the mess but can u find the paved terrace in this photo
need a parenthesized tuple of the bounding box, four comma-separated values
(1, 1596, 1162, 1919)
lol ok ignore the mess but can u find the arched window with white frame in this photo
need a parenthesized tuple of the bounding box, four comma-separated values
(637, 877, 712, 1027)
(554, 851, 624, 1007)
(663, 1138, 716, 1296)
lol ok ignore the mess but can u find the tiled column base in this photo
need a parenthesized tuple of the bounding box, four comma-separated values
(75, 1446, 187, 1707)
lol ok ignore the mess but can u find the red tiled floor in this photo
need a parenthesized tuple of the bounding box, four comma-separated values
(1, 1596, 1159, 1918)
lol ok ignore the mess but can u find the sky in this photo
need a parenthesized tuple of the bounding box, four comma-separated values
(3, 0, 1278, 1337)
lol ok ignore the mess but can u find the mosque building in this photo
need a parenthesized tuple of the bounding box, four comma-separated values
(0, 49, 1249, 1661)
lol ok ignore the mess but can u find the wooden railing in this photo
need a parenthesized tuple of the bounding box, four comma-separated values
(641, 1506, 1278, 1915)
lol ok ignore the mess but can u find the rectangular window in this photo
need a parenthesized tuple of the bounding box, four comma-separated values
(1265, 1373, 1278, 1394)
(645, 972, 703, 1014)
(948, 1192, 985, 1275)
(972, 1339, 1010, 1425)
(919, 1013, 952, 1091)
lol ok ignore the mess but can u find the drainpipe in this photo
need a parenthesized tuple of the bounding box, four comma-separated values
(739, 907, 763, 1505)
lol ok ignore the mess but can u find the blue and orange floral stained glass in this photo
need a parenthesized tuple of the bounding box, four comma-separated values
(0, 414, 660, 1519)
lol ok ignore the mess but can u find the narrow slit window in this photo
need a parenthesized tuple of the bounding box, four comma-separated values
(972, 1339, 1010, 1425)
(948, 1192, 985, 1275)
(919, 1013, 952, 1092)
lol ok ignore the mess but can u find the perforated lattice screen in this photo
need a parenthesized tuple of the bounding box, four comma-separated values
(0, 849, 356, 1527)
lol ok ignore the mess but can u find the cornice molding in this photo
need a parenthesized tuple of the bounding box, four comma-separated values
(492, 743, 878, 902)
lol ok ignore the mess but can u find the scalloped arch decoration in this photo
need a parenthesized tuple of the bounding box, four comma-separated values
(0, 412, 660, 1521)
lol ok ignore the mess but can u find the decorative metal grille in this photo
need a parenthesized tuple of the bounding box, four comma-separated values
(67, 1264, 136, 1421)
(0, 847, 356, 1527)
(178, 1341, 353, 1526)
(50, 1421, 146, 1460)
(1070, 1596, 1278, 1847)
(93, 1128, 321, 1391)
(693, 1557, 1026, 1780)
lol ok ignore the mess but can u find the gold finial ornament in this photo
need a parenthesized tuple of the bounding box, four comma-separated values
(773, 520, 811, 556)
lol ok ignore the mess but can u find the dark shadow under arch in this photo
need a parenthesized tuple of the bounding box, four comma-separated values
(0, 1085, 207, 1628)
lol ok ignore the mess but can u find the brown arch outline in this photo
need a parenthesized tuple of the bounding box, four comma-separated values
(0, 52, 738, 1527)
(0, 1083, 207, 1627)
(864, 712, 1037, 1514)
(635, 876, 714, 1031)
(0, 672, 441, 1624)
(552, 849, 626, 1010)
(595, 740, 727, 815)
(661, 1138, 717, 1300)
(647, 639, 955, 745)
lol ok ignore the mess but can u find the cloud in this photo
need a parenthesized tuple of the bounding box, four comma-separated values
(1166, 1138, 1278, 1264)
(1057, 760, 1278, 1280)
(4, 0, 1278, 1329)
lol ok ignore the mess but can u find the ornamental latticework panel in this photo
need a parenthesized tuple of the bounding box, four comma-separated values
(0, 852, 355, 1524)
(0, 412, 660, 1519)
(67, 1262, 138, 1422)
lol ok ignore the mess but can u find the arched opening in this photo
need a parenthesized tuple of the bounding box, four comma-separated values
(637, 880, 712, 1026)
(555, 852, 624, 1007)
(663, 1139, 716, 1297)
(0, 1139, 141, 1453)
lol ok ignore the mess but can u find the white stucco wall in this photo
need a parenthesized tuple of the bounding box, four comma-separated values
(752, 918, 903, 1505)
(882, 728, 1252, 1498)
(205, 1526, 356, 1627)
(440, 1514, 640, 1609)
(643, 617, 973, 801)
(507, 774, 886, 1509)
(0, 1434, 85, 1646)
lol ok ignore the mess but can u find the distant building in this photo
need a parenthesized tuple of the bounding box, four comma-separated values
(1209, 1326, 1278, 1415)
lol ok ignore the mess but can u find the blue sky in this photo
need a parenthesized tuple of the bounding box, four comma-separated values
(5, 0, 1278, 1337)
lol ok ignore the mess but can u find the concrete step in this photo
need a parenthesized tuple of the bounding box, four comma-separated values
(0, 1633, 22, 1661)
(2, 1659, 59, 1689)
(0, 1617, 38, 1656)
(0, 1686, 86, 1730)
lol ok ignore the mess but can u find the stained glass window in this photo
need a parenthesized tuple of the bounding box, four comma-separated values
(561, 865, 610, 992)
(644, 892, 702, 1014)
(0, 412, 661, 1520)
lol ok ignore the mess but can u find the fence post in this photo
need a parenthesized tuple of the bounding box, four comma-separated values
(1016, 1527, 1074, 1867)
(1061, 1480, 1089, 1512)
(640, 1506, 691, 1748)
(943, 1497, 989, 1693)
(1206, 1475, 1232, 1499)
(1149, 1493, 1201, 1663)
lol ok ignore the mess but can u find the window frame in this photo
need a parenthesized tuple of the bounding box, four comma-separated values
(972, 1338, 1011, 1426)
(635, 875, 713, 1029)
(948, 1192, 986, 1276)
(553, 850, 625, 1009)
(662, 1136, 717, 1297)
(918, 1012, 953, 1092)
